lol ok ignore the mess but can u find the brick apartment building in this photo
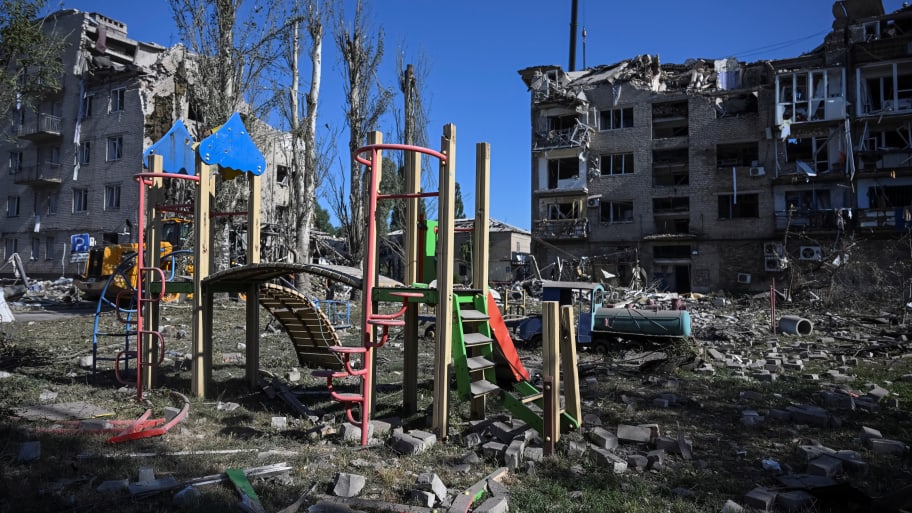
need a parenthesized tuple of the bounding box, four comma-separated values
(1, 10, 290, 278)
(519, 0, 912, 293)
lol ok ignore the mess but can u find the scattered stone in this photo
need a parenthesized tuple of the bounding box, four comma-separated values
(391, 432, 425, 456)
(721, 499, 745, 513)
(807, 454, 843, 477)
(415, 472, 447, 502)
(869, 438, 907, 455)
(776, 490, 814, 512)
(173, 485, 201, 508)
(286, 368, 301, 382)
(474, 496, 509, 513)
(587, 426, 619, 449)
(743, 487, 777, 511)
(38, 390, 58, 402)
(271, 416, 287, 428)
(96, 479, 129, 493)
(333, 473, 366, 498)
(590, 447, 627, 473)
(617, 424, 652, 444)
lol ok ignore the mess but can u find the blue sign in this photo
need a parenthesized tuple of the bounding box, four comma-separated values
(70, 233, 90, 253)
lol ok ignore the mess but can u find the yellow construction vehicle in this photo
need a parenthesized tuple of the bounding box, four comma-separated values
(74, 218, 193, 301)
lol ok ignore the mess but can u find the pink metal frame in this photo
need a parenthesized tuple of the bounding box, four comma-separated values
(322, 142, 447, 446)
(132, 172, 200, 402)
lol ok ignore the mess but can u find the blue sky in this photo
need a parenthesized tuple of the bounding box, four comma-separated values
(58, 0, 907, 230)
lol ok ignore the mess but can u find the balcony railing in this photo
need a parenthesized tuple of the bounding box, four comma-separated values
(532, 218, 589, 240)
(533, 123, 592, 151)
(774, 208, 912, 233)
(13, 162, 63, 185)
(18, 114, 62, 142)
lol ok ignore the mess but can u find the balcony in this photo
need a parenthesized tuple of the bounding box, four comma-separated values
(13, 162, 63, 186)
(532, 218, 589, 240)
(533, 123, 592, 152)
(18, 114, 62, 142)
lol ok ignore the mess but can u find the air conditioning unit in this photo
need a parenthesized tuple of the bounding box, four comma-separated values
(587, 197, 601, 208)
(799, 245, 823, 261)
(765, 256, 785, 272)
(737, 273, 752, 284)
(763, 242, 782, 257)
(749, 166, 766, 177)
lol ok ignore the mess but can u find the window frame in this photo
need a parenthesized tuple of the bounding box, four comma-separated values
(73, 188, 89, 213)
(600, 152, 635, 176)
(717, 193, 760, 219)
(106, 135, 123, 161)
(80, 141, 91, 164)
(599, 199, 635, 224)
(104, 183, 121, 210)
(599, 107, 634, 130)
(7, 195, 20, 217)
(111, 87, 126, 112)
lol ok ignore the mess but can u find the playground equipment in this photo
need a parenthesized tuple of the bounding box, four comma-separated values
(107, 117, 581, 453)
(311, 128, 583, 446)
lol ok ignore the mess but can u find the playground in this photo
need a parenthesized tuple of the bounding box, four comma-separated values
(2, 115, 911, 512)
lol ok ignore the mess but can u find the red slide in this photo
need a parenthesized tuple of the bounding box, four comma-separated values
(486, 291, 530, 382)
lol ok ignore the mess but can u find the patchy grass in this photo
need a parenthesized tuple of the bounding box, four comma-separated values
(1, 296, 912, 513)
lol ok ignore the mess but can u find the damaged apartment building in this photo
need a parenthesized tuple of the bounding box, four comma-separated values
(0, 10, 292, 277)
(519, 0, 912, 293)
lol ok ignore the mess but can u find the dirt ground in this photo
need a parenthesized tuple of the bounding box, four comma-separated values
(1, 285, 911, 513)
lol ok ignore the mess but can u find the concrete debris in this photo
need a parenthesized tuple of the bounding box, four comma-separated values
(332, 473, 365, 498)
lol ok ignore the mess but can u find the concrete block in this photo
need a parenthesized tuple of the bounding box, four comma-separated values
(869, 438, 907, 455)
(866, 384, 890, 401)
(627, 454, 649, 471)
(617, 424, 652, 443)
(464, 431, 483, 448)
(565, 440, 588, 458)
(587, 426, 619, 450)
(655, 436, 678, 452)
(482, 441, 507, 461)
(582, 413, 602, 426)
(474, 496, 509, 513)
(415, 472, 447, 502)
(524, 446, 543, 462)
(411, 490, 436, 508)
(285, 368, 301, 382)
(807, 454, 843, 477)
(391, 432, 425, 455)
(590, 447, 627, 473)
(341, 422, 373, 442)
(505, 440, 525, 469)
(647, 449, 666, 471)
(743, 487, 776, 511)
(333, 473, 365, 498)
(833, 450, 868, 475)
(776, 490, 814, 512)
(408, 429, 437, 450)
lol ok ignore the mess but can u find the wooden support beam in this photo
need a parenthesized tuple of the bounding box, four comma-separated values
(432, 124, 456, 439)
(403, 148, 421, 414)
(560, 305, 582, 426)
(472, 142, 490, 291)
(245, 170, 262, 389)
(542, 301, 560, 447)
(191, 161, 214, 398)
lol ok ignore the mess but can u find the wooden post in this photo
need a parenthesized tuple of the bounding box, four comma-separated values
(432, 124, 456, 439)
(245, 170, 261, 389)
(542, 301, 560, 446)
(469, 142, 490, 420)
(191, 160, 214, 398)
(403, 149, 421, 414)
(142, 155, 165, 390)
(560, 305, 582, 426)
(472, 142, 490, 291)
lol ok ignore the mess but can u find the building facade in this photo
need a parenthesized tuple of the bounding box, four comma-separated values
(519, 0, 912, 293)
(1, 10, 290, 278)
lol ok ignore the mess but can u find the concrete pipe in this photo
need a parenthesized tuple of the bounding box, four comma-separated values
(779, 315, 813, 336)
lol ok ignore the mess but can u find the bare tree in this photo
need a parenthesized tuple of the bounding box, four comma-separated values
(167, 0, 288, 269)
(332, 0, 393, 266)
(272, 0, 333, 289)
